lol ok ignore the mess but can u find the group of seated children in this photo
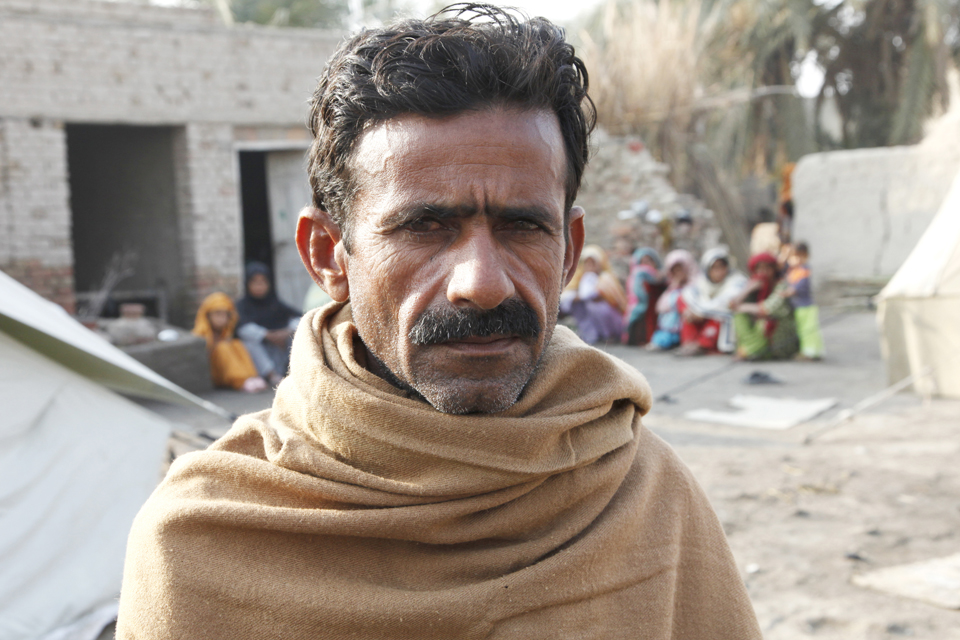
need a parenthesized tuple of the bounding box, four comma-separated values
(562, 243, 823, 361)
(559, 245, 629, 345)
(202, 245, 822, 393)
(192, 262, 301, 392)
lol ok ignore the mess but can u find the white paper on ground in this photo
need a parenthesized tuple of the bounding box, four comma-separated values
(684, 395, 839, 430)
(852, 553, 960, 610)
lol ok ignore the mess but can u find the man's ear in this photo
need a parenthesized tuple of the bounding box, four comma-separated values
(562, 206, 586, 287)
(296, 206, 349, 302)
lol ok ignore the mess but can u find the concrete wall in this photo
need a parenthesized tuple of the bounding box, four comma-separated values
(793, 112, 960, 287)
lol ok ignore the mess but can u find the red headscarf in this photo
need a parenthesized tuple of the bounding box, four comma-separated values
(748, 252, 779, 302)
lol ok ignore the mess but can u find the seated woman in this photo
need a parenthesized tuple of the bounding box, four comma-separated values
(560, 245, 627, 345)
(731, 252, 799, 360)
(649, 249, 697, 350)
(236, 262, 302, 385)
(678, 247, 747, 355)
(624, 247, 665, 346)
(192, 292, 267, 393)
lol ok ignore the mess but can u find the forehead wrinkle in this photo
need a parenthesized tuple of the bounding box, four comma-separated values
(350, 109, 567, 226)
(353, 109, 565, 178)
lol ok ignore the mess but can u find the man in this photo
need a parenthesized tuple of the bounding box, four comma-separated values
(117, 6, 761, 638)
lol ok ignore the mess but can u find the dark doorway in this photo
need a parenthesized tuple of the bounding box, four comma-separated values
(238, 151, 274, 285)
(66, 124, 186, 324)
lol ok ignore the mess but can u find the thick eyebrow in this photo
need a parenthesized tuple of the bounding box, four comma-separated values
(380, 202, 562, 233)
(379, 203, 475, 229)
(489, 205, 562, 233)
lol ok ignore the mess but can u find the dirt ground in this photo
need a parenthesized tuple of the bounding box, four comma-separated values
(650, 401, 960, 639)
(140, 311, 959, 638)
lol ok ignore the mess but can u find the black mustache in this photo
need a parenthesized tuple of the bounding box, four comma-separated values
(408, 299, 541, 346)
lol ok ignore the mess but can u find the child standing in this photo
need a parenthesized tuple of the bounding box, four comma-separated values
(785, 243, 824, 360)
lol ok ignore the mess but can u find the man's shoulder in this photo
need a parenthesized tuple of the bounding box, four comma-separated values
(136, 414, 282, 518)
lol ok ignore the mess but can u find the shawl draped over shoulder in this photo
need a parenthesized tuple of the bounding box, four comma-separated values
(117, 303, 761, 640)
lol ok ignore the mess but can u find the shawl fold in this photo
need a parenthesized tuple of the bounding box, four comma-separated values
(117, 302, 761, 639)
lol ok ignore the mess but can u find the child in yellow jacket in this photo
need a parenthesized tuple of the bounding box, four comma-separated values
(193, 292, 267, 392)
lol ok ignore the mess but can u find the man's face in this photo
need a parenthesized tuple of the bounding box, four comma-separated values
(340, 107, 577, 414)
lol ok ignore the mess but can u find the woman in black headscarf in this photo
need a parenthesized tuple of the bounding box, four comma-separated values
(236, 262, 301, 385)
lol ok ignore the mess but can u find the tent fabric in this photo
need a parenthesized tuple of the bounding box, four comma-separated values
(877, 297, 960, 397)
(878, 169, 960, 397)
(880, 170, 960, 299)
(0, 270, 230, 418)
(0, 331, 171, 640)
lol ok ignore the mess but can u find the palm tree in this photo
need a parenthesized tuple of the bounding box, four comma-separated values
(812, 0, 960, 147)
(579, 0, 960, 190)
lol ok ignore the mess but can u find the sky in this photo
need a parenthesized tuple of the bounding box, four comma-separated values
(795, 52, 826, 99)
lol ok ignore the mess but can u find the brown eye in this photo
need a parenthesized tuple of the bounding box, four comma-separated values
(507, 220, 541, 232)
(407, 218, 443, 232)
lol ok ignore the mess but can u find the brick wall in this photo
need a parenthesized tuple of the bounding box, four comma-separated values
(0, 0, 341, 316)
(0, 117, 75, 311)
(174, 123, 244, 308)
(0, 0, 342, 125)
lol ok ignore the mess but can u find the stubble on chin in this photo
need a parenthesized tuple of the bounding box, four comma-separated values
(351, 293, 562, 415)
(360, 339, 539, 414)
(361, 333, 557, 415)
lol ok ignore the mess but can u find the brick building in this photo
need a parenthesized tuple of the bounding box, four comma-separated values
(0, 0, 341, 324)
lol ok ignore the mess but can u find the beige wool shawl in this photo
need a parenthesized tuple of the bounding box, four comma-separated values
(117, 303, 761, 639)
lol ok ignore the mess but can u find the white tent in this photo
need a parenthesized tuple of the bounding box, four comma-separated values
(0, 272, 224, 640)
(877, 169, 960, 398)
(0, 271, 230, 417)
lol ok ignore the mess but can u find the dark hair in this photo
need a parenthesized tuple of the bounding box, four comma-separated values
(757, 207, 775, 223)
(245, 261, 271, 283)
(794, 242, 809, 256)
(307, 3, 595, 249)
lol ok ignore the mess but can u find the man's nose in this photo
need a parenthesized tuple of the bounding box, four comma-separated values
(445, 227, 516, 310)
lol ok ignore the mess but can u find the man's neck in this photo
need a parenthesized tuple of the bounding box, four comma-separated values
(352, 334, 428, 403)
